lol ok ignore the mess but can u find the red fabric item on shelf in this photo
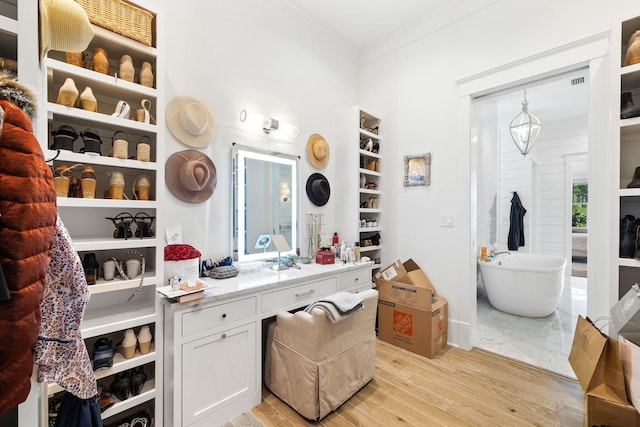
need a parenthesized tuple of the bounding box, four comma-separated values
(164, 244, 202, 261)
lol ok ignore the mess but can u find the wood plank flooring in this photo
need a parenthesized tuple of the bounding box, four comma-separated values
(251, 339, 584, 426)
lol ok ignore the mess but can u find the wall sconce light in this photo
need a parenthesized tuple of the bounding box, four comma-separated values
(280, 183, 291, 203)
(509, 90, 541, 156)
(240, 109, 300, 138)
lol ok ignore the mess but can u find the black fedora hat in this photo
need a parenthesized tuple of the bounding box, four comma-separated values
(306, 173, 330, 206)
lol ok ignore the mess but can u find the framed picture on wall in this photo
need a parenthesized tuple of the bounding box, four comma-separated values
(403, 153, 431, 186)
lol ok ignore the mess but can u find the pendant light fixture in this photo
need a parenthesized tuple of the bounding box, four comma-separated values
(509, 90, 541, 156)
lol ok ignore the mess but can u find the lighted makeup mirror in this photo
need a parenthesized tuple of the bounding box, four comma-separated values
(232, 144, 298, 262)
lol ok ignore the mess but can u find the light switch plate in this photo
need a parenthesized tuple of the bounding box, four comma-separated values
(441, 214, 454, 227)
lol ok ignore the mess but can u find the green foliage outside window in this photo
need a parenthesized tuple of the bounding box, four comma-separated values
(572, 183, 588, 227)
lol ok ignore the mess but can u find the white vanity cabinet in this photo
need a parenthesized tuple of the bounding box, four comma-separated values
(161, 263, 372, 426)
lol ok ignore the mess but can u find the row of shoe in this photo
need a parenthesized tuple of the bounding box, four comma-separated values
(360, 218, 378, 228)
(106, 212, 155, 239)
(92, 326, 153, 371)
(359, 114, 380, 135)
(56, 77, 153, 124)
(361, 232, 381, 247)
(65, 49, 154, 88)
(360, 138, 380, 154)
(108, 365, 149, 401)
(359, 196, 377, 209)
(621, 91, 640, 119)
(104, 409, 154, 427)
(50, 124, 153, 162)
(624, 30, 640, 67)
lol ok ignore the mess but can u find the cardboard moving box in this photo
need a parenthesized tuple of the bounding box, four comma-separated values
(378, 294, 448, 358)
(374, 259, 435, 296)
(584, 393, 640, 427)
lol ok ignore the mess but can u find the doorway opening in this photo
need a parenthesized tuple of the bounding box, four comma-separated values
(473, 67, 589, 377)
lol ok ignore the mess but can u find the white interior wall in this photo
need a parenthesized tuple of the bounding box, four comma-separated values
(358, 0, 637, 348)
(158, 0, 359, 259)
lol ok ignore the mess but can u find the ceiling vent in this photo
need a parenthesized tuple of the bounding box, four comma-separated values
(571, 76, 585, 86)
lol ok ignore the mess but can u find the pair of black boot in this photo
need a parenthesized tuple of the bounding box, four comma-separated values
(620, 214, 640, 258)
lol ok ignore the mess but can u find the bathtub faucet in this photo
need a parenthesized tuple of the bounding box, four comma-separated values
(494, 251, 511, 256)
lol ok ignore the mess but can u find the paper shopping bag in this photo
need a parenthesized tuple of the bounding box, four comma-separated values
(618, 334, 640, 413)
(568, 315, 627, 404)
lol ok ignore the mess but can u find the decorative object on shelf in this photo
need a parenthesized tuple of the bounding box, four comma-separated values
(137, 325, 152, 355)
(112, 100, 131, 119)
(133, 175, 151, 200)
(50, 125, 78, 151)
(106, 171, 126, 199)
(92, 337, 114, 371)
(92, 47, 109, 74)
(624, 30, 640, 66)
(140, 61, 154, 87)
(239, 109, 300, 138)
(628, 167, 640, 188)
(136, 135, 151, 161)
(166, 96, 215, 147)
(136, 99, 152, 124)
(82, 252, 99, 285)
(56, 77, 78, 107)
(111, 130, 129, 159)
(64, 51, 85, 67)
(118, 54, 135, 82)
(403, 153, 431, 187)
(133, 212, 155, 238)
(509, 90, 541, 156)
(165, 149, 217, 203)
(105, 212, 134, 239)
(78, 86, 97, 112)
(120, 329, 137, 359)
(79, 128, 102, 155)
(621, 92, 640, 119)
(306, 133, 329, 169)
(80, 166, 96, 198)
(39, 0, 95, 59)
(306, 173, 330, 206)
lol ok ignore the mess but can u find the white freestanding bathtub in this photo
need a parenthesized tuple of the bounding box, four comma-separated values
(478, 252, 566, 317)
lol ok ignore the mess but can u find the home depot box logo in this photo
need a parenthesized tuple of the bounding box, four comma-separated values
(393, 310, 413, 336)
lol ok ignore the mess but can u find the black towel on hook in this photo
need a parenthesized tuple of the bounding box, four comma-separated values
(507, 191, 526, 250)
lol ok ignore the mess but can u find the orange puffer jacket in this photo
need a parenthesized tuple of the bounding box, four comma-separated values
(0, 73, 57, 415)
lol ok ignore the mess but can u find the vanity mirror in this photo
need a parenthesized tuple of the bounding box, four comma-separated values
(232, 144, 298, 262)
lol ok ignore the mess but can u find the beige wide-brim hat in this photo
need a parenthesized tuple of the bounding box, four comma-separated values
(39, 0, 95, 59)
(165, 150, 217, 203)
(306, 133, 329, 169)
(166, 96, 215, 148)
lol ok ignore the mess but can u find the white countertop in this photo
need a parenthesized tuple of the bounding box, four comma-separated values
(160, 261, 373, 308)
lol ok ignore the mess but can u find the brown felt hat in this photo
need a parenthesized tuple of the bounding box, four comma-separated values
(165, 150, 217, 203)
(306, 133, 329, 169)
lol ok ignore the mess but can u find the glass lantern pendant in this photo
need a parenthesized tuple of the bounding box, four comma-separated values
(509, 90, 541, 156)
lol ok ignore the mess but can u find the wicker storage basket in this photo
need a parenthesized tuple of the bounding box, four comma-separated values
(76, 0, 154, 47)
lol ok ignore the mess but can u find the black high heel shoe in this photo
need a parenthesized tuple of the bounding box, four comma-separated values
(129, 366, 148, 396)
(110, 370, 130, 401)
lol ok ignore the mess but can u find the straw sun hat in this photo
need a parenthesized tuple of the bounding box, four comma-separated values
(166, 97, 215, 148)
(165, 150, 217, 203)
(306, 133, 329, 169)
(39, 0, 95, 58)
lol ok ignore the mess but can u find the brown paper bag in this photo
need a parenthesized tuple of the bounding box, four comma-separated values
(618, 335, 640, 413)
(568, 315, 627, 404)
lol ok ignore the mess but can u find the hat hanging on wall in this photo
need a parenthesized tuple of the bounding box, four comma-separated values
(306, 133, 329, 169)
(306, 173, 330, 206)
(165, 149, 217, 203)
(166, 96, 215, 147)
(39, 0, 95, 59)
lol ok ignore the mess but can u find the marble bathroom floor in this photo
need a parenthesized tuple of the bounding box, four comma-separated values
(475, 275, 587, 378)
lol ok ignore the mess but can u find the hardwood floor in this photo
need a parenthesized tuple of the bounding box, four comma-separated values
(251, 339, 584, 426)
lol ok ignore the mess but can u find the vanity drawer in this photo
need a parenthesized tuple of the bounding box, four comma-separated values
(262, 277, 337, 313)
(181, 296, 256, 337)
(338, 269, 372, 291)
